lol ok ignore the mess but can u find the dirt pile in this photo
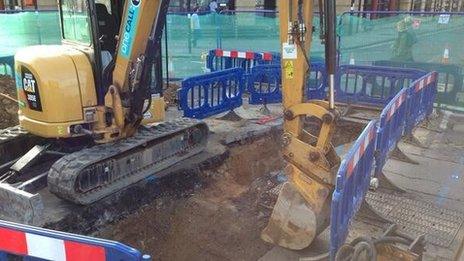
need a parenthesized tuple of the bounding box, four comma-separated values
(0, 76, 18, 129)
(98, 134, 285, 261)
(164, 82, 180, 107)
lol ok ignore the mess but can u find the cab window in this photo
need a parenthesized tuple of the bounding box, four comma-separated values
(60, 0, 92, 45)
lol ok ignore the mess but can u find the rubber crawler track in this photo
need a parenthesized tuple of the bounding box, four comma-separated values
(48, 119, 208, 205)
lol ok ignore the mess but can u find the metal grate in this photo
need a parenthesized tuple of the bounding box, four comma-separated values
(366, 190, 464, 247)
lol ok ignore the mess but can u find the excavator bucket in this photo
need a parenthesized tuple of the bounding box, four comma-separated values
(261, 182, 318, 250)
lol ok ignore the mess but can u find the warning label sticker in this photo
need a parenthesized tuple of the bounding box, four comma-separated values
(282, 43, 297, 59)
(284, 61, 294, 79)
(438, 14, 450, 24)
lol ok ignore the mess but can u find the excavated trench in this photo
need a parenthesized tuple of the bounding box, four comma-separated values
(0, 74, 367, 259)
(96, 120, 365, 261)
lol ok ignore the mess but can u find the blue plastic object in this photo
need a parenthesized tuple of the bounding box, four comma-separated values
(330, 120, 378, 259)
(0, 220, 148, 261)
(247, 62, 327, 105)
(205, 49, 261, 75)
(178, 68, 244, 119)
(375, 88, 409, 176)
(336, 65, 426, 107)
(405, 71, 438, 135)
(247, 64, 282, 105)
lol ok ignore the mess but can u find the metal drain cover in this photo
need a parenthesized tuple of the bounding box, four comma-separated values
(365, 190, 464, 248)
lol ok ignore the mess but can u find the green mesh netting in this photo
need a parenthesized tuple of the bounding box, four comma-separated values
(0, 11, 61, 57)
(1, 11, 463, 108)
(338, 13, 464, 109)
(338, 13, 464, 66)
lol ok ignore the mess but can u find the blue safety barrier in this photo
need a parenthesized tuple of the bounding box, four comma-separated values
(307, 62, 327, 100)
(373, 60, 463, 108)
(374, 88, 409, 176)
(205, 49, 262, 75)
(330, 120, 378, 259)
(0, 55, 14, 77)
(405, 72, 438, 135)
(178, 68, 244, 119)
(329, 70, 438, 259)
(0, 220, 148, 261)
(247, 62, 327, 105)
(247, 64, 282, 104)
(336, 65, 426, 107)
(256, 52, 280, 66)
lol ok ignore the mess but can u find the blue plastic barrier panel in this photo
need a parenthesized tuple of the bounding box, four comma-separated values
(206, 49, 261, 74)
(247, 62, 327, 105)
(179, 68, 244, 119)
(336, 65, 426, 107)
(405, 71, 438, 135)
(247, 65, 282, 105)
(330, 120, 378, 259)
(375, 88, 408, 175)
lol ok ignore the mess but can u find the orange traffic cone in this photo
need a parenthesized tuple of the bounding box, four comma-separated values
(442, 44, 450, 64)
(349, 53, 355, 65)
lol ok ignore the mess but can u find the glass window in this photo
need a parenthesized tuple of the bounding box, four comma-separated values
(60, 0, 92, 45)
(95, 0, 112, 14)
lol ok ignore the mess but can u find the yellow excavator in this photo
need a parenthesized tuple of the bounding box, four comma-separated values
(0, 0, 208, 212)
(260, 0, 341, 250)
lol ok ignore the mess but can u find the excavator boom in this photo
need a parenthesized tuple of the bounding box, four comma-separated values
(261, 0, 341, 249)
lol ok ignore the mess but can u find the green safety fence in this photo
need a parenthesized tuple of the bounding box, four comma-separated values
(0, 11, 61, 57)
(0, 11, 325, 78)
(338, 11, 464, 110)
(2, 10, 464, 110)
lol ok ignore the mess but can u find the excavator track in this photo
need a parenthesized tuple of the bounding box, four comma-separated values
(48, 118, 208, 205)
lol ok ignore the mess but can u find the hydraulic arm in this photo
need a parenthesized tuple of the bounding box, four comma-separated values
(261, 0, 340, 249)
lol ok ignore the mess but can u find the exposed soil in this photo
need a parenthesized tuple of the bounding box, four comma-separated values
(98, 133, 285, 261)
(0, 76, 18, 129)
(97, 120, 364, 261)
(164, 82, 181, 107)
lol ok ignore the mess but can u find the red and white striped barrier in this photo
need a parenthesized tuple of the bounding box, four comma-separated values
(215, 49, 255, 59)
(414, 73, 436, 93)
(214, 49, 273, 61)
(346, 124, 376, 177)
(386, 91, 407, 121)
(0, 226, 105, 261)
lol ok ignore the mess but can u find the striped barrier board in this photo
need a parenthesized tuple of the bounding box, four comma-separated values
(405, 72, 438, 135)
(375, 88, 409, 176)
(205, 49, 272, 75)
(330, 120, 378, 259)
(0, 220, 148, 261)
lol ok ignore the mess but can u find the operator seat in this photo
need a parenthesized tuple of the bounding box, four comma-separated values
(96, 3, 117, 54)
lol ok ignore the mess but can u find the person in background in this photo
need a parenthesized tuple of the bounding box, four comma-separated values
(391, 16, 417, 62)
(209, 0, 218, 13)
(190, 8, 201, 48)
